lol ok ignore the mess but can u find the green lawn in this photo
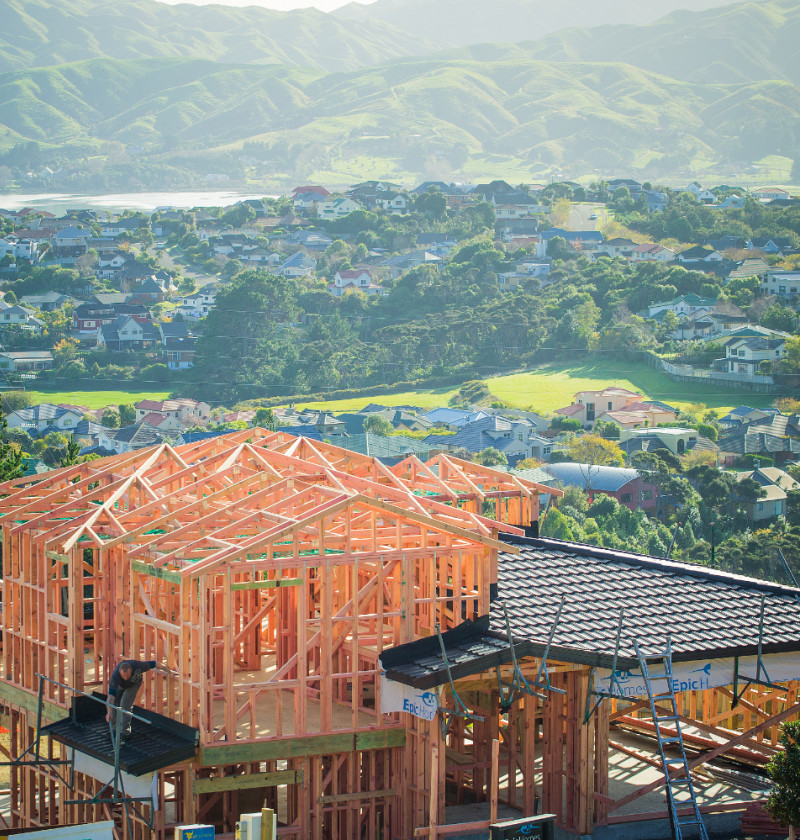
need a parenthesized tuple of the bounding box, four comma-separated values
(27, 389, 172, 410)
(285, 360, 775, 417)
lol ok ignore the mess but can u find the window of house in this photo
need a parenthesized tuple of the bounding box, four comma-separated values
(642, 490, 653, 500)
(586, 403, 595, 421)
(757, 502, 764, 511)
(608, 402, 613, 410)
(620, 493, 633, 503)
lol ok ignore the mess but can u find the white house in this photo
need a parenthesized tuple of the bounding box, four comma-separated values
(762, 270, 800, 299)
(593, 238, 638, 259)
(630, 243, 676, 262)
(6, 403, 83, 433)
(725, 336, 785, 376)
(317, 198, 362, 219)
(647, 294, 717, 319)
(328, 269, 385, 297)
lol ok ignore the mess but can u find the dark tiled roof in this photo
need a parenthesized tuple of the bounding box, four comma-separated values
(42, 693, 197, 776)
(492, 537, 800, 667)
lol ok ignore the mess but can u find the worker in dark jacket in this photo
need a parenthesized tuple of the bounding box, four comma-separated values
(105, 659, 172, 738)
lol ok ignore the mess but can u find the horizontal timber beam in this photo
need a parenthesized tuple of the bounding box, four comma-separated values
(199, 727, 405, 766)
(130, 559, 181, 584)
(194, 769, 302, 794)
(230, 577, 303, 591)
(0, 680, 65, 722)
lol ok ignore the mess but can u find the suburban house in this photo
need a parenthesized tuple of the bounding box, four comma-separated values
(425, 415, 554, 465)
(317, 197, 362, 219)
(619, 427, 716, 457)
(716, 195, 746, 210)
(72, 300, 117, 335)
(49, 226, 89, 264)
(100, 218, 142, 237)
(607, 178, 642, 194)
(676, 246, 723, 263)
(176, 290, 216, 321)
(555, 387, 650, 429)
(536, 228, 603, 258)
(630, 243, 675, 262)
(544, 462, 657, 511)
(0, 350, 54, 374)
(0, 301, 44, 332)
(720, 406, 776, 428)
(287, 230, 333, 250)
(163, 337, 197, 370)
(134, 398, 211, 423)
(717, 414, 800, 466)
(374, 192, 410, 214)
(735, 465, 800, 522)
(593, 238, 638, 259)
(5, 403, 83, 433)
(752, 187, 791, 202)
(647, 294, 717, 320)
(18, 292, 72, 312)
(644, 190, 668, 212)
(279, 252, 316, 277)
(762, 270, 800, 298)
(724, 336, 785, 375)
(594, 401, 677, 430)
(96, 315, 160, 351)
(0, 235, 39, 262)
(105, 422, 165, 453)
(381, 250, 441, 279)
(328, 269, 385, 297)
(747, 237, 794, 255)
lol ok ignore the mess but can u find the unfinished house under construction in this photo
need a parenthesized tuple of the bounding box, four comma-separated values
(0, 428, 799, 839)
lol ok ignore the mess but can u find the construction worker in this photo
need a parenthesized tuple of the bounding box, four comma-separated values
(105, 659, 172, 739)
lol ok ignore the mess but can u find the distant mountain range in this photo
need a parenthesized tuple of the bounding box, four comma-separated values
(334, 0, 731, 52)
(0, 0, 437, 74)
(0, 0, 798, 183)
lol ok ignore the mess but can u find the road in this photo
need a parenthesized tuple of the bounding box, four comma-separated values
(149, 245, 219, 289)
(566, 202, 608, 232)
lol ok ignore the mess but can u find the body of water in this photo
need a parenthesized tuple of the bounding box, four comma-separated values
(0, 190, 280, 214)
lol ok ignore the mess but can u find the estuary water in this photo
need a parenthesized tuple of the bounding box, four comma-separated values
(0, 190, 279, 214)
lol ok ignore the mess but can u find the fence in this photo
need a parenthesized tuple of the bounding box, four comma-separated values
(644, 351, 779, 393)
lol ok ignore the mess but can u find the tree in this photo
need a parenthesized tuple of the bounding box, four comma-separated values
(561, 433, 624, 467)
(0, 414, 24, 481)
(547, 236, 574, 260)
(363, 415, 394, 436)
(0, 391, 31, 412)
(59, 434, 82, 468)
(415, 189, 447, 219)
(549, 415, 582, 433)
(540, 508, 574, 540)
(222, 203, 256, 229)
(118, 404, 135, 426)
(101, 408, 120, 428)
(766, 721, 800, 839)
(473, 447, 508, 467)
(254, 407, 276, 430)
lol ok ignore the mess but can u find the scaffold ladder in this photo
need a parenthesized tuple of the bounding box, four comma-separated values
(634, 639, 709, 840)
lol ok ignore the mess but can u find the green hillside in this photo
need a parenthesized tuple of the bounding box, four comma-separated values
(1, 0, 799, 183)
(0, 50, 795, 178)
(0, 0, 438, 74)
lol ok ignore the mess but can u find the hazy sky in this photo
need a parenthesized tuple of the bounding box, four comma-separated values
(158, 0, 375, 10)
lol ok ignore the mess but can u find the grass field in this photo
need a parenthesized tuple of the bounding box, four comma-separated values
(285, 360, 775, 417)
(25, 389, 172, 410)
(16, 360, 776, 418)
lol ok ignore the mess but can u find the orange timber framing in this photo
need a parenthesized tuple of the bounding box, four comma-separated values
(0, 429, 548, 839)
(0, 429, 797, 838)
